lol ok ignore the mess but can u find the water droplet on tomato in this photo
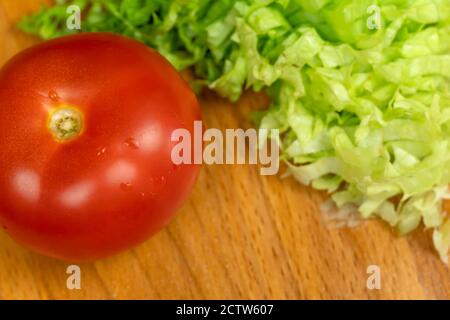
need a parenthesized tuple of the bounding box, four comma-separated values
(120, 182, 133, 192)
(147, 176, 167, 195)
(96, 147, 107, 156)
(48, 90, 59, 102)
(124, 138, 140, 150)
(156, 176, 166, 186)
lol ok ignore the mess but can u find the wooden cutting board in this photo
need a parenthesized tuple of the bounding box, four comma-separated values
(0, 0, 449, 300)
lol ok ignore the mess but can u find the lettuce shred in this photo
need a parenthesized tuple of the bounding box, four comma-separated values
(19, 0, 450, 263)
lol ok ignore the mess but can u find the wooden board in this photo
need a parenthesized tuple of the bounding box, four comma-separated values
(0, 0, 449, 300)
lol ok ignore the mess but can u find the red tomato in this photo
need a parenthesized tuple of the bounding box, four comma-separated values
(0, 33, 201, 261)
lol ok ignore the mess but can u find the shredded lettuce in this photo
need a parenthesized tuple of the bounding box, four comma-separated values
(19, 0, 450, 263)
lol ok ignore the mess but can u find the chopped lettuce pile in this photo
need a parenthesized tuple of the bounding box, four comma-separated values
(20, 0, 450, 263)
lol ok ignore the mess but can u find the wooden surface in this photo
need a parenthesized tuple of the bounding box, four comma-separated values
(0, 0, 449, 300)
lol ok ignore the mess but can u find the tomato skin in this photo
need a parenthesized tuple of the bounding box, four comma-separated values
(0, 33, 201, 261)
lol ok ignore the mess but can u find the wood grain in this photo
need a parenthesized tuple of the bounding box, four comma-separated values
(0, 0, 449, 300)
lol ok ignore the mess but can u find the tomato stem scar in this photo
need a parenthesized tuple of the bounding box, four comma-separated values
(48, 106, 83, 142)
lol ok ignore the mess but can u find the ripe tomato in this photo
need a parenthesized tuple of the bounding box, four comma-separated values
(0, 33, 201, 261)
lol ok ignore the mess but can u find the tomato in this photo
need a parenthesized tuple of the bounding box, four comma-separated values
(0, 33, 201, 261)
